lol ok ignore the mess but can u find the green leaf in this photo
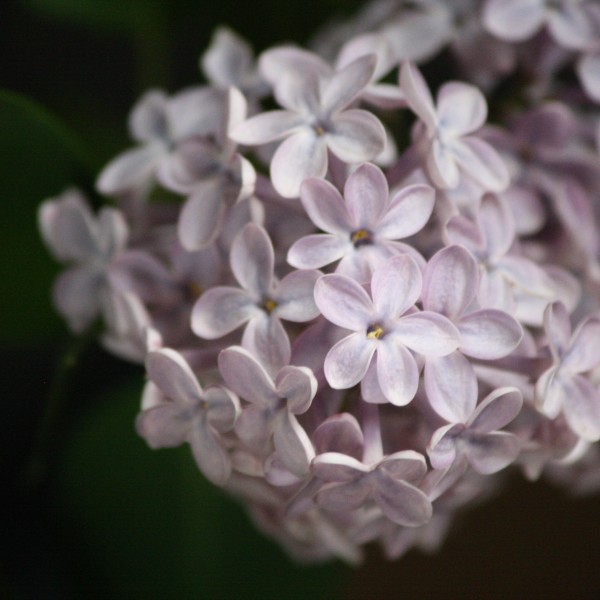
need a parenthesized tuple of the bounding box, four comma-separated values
(0, 90, 96, 345)
(57, 381, 346, 600)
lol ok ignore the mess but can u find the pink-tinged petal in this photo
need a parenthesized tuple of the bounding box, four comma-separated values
(466, 431, 521, 474)
(578, 53, 600, 102)
(313, 414, 364, 458)
(204, 385, 240, 432)
(135, 404, 189, 448)
(230, 110, 305, 145)
(270, 130, 327, 198)
(452, 137, 510, 192)
(312, 452, 366, 482)
(458, 309, 523, 359)
(275, 269, 321, 322)
(470, 387, 523, 433)
(396, 312, 459, 357)
(343, 163, 389, 230)
(316, 480, 371, 512)
(326, 109, 386, 164)
(275, 365, 317, 414)
(427, 423, 461, 469)
(547, 3, 595, 49)
(562, 375, 600, 442)
(563, 317, 600, 374)
(483, 0, 545, 42)
(428, 139, 460, 189)
(218, 346, 277, 408)
(321, 54, 376, 115)
(52, 266, 102, 333)
(437, 82, 487, 136)
(189, 420, 232, 485)
(178, 182, 226, 250)
(425, 352, 477, 423)
(299, 177, 354, 233)
(377, 340, 419, 406)
(374, 472, 433, 527)
(273, 411, 315, 476)
(273, 68, 322, 114)
(38, 192, 98, 262)
(422, 245, 478, 318)
(362, 84, 406, 110)
(497, 255, 554, 295)
(96, 145, 163, 196)
(230, 223, 273, 296)
(324, 334, 376, 389)
(314, 274, 374, 330)
(287, 234, 350, 269)
(128, 90, 168, 143)
(515, 102, 578, 149)
(146, 348, 203, 405)
(372, 254, 422, 319)
(242, 313, 291, 377)
(377, 183, 435, 240)
(399, 61, 437, 134)
(478, 194, 515, 258)
(191, 286, 256, 338)
(543, 301, 572, 359)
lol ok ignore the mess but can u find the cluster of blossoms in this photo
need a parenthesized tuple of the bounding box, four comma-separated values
(40, 0, 600, 563)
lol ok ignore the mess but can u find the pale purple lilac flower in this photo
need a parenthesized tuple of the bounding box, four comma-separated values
(38, 189, 128, 332)
(399, 61, 509, 192)
(536, 301, 600, 441)
(231, 53, 386, 198)
(158, 87, 256, 250)
(287, 162, 434, 282)
(137, 347, 240, 485)
(312, 450, 432, 526)
(96, 86, 223, 197)
(192, 223, 321, 375)
(314, 254, 459, 405)
(427, 381, 523, 475)
(422, 245, 523, 422)
(444, 194, 564, 325)
(218, 345, 317, 476)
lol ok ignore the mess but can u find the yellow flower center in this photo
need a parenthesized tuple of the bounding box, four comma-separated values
(263, 299, 278, 314)
(366, 324, 384, 339)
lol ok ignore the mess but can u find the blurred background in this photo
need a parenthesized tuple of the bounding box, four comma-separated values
(2, 0, 600, 598)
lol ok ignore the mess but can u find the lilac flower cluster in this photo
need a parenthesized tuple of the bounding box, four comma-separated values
(39, 0, 600, 563)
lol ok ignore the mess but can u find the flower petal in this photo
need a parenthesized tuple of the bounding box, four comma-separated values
(470, 386, 523, 433)
(562, 375, 600, 442)
(287, 233, 350, 269)
(273, 411, 315, 476)
(189, 420, 232, 485)
(377, 183, 435, 240)
(178, 181, 226, 250)
(191, 286, 256, 339)
(396, 312, 459, 357)
(374, 471, 433, 526)
(466, 431, 521, 474)
(275, 365, 317, 414)
(425, 352, 478, 423)
(437, 82, 487, 136)
(230, 110, 305, 145)
(343, 163, 389, 230)
(422, 245, 478, 318)
(270, 130, 328, 198)
(458, 309, 523, 359)
(324, 333, 376, 389)
(399, 61, 437, 133)
(230, 223, 274, 297)
(483, 0, 545, 42)
(452, 137, 510, 192)
(377, 339, 420, 406)
(314, 274, 374, 330)
(146, 348, 203, 405)
(326, 109, 386, 164)
(372, 254, 422, 319)
(275, 269, 321, 322)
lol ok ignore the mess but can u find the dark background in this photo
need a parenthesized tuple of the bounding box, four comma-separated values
(2, 1, 600, 598)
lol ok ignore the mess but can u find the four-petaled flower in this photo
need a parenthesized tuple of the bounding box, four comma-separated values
(536, 302, 600, 442)
(218, 345, 317, 476)
(137, 347, 240, 485)
(314, 254, 459, 406)
(231, 53, 386, 198)
(287, 162, 434, 282)
(192, 223, 321, 375)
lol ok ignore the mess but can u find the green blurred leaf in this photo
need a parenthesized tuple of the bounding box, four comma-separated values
(0, 90, 96, 345)
(57, 381, 346, 600)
